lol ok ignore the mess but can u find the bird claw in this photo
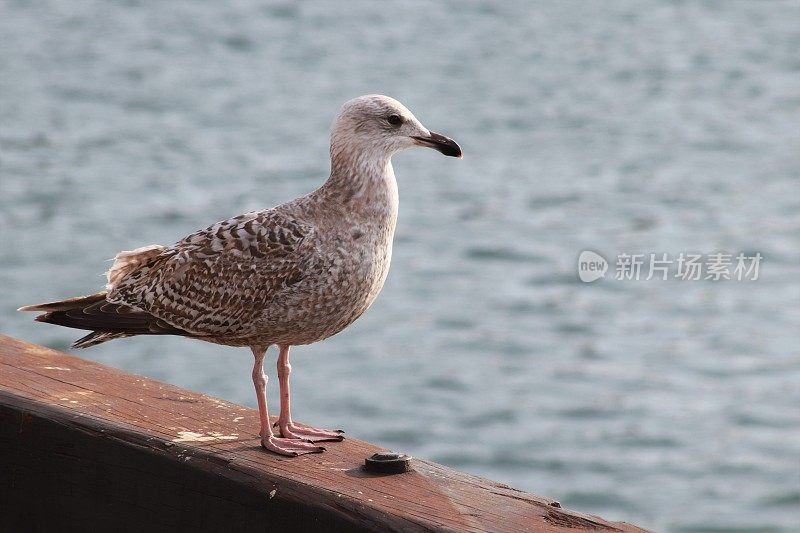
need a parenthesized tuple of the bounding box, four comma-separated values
(261, 436, 326, 456)
(276, 422, 345, 442)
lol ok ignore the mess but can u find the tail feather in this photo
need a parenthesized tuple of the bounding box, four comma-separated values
(18, 292, 108, 312)
(19, 292, 189, 348)
(72, 331, 133, 349)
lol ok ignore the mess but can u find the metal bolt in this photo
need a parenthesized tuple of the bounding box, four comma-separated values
(364, 451, 412, 474)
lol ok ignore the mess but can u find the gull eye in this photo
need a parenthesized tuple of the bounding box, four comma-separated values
(387, 114, 403, 126)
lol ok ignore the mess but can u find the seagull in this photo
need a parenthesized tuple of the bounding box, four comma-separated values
(19, 95, 462, 456)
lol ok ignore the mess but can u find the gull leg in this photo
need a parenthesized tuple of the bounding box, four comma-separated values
(250, 346, 325, 456)
(274, 344, 345, 442)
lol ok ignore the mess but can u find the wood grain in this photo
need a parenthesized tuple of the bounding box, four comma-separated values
(0, 335, 650, 532)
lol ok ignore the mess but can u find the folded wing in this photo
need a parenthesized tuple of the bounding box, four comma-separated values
(108, 209, 318, 338)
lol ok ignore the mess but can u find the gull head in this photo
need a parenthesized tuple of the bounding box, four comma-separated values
(330, 95, 462, 164)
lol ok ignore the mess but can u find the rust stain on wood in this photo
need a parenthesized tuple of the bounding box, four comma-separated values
(0, 334, 650, 532)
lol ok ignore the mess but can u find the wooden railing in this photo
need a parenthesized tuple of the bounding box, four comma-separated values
(0, 335, 649, 532)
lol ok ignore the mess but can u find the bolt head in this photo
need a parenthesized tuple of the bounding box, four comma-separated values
(365, 451, 412, 474)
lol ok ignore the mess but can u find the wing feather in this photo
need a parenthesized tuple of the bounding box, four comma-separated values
(107, 209, 317, 338)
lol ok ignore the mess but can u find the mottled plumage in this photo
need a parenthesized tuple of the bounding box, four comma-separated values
(106, 186, 395, 348)
(21, 95, 462, 456)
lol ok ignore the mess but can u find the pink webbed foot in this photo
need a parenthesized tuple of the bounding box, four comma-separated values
(275, 421, 345, 443)
(261, 435, 326, 456)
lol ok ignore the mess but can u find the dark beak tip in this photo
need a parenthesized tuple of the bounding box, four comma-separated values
(417, 131, 463, 159)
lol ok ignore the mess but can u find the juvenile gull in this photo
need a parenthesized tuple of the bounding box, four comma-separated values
(20, 95, 462, 456)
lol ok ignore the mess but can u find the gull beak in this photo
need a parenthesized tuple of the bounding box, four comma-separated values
(412, 131, 463, 158)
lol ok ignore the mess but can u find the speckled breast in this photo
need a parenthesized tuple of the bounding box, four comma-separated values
(250, 227, 394, 347)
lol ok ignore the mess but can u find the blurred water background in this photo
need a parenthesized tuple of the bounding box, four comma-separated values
(1, 1, 799, 531)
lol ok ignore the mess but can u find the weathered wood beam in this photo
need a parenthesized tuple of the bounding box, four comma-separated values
(0, 335, 649, 532)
